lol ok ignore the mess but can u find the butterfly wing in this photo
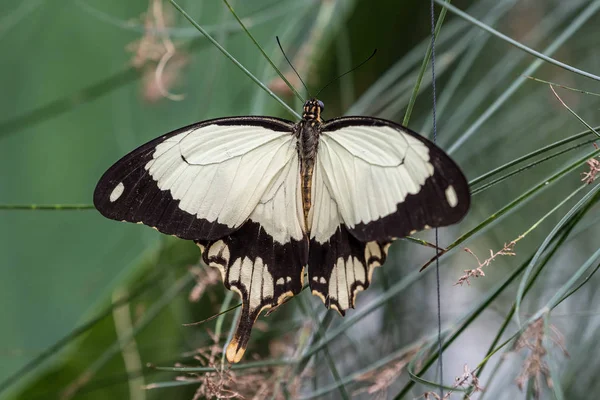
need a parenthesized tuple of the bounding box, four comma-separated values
(94, 117, 308, 362)
(94, 117, 298, 240)
(309, 117, 470, 313)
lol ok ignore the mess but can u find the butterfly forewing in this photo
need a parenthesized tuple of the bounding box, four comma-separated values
(94, 117, 298, 240)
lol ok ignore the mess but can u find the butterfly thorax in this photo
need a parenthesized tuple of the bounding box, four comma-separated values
(296, 99, 324, 231)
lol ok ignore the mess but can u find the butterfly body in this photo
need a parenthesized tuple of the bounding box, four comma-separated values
(94, 98, 470, 363)
(296, 99, 324, 227)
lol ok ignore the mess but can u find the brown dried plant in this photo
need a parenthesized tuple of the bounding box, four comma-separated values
(511, 318, 569, 399)
(188, 263, 221, 303)
(353, 347, 420, 399)
(581, 157, 600, 185)
(420, 364, 484, 400)
(127, 0, 187, 102)
(154, 331, 295, 400)
(456, 235, 523, 286)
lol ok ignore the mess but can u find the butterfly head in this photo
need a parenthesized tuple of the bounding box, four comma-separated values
(303, 98, 324, 122)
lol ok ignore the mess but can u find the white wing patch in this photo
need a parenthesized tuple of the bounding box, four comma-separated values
(318, 125, 434, 230)
(328, 256, 366, 311)
(250, 153, 304, 242)
(109, 182, 125, 202)
(227, 256, 274, 310)
(309, 161, 341, 243)
(144, 124, 303, 241)
(445, 185, 458, 207)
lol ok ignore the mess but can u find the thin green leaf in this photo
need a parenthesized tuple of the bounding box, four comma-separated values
(515, 181, 600, 326)
(0, 204, 95, 210)
(402, 0, 451, 125)
(435, 0, 600, 82)
(469, 126, 599, 187)
(525, 75, 600, 97)
(446, 0, 600, 154)
(64, 273, 194, 398)
(221, 0, 305, 102)
(549, 85, 600, 138)
(0, 269, 165, 395)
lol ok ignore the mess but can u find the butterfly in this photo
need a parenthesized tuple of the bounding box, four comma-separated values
(94, 98, 470, 363)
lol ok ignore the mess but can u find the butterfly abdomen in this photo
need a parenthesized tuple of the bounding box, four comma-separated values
(296, 120, 321, 229)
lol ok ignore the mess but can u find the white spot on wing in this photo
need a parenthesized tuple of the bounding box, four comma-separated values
(229, 258, 242, 283)
(229, 257, 274, 311)
(276, 278, 285, 285)
(445, 185, 458, 208)
(109, 182, 125, 202)
(261, 260, 274, 302)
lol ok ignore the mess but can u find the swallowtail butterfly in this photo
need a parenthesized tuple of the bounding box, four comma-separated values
(94, 99, 470, 362)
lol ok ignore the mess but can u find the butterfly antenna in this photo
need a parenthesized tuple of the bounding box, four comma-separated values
(276, 36, 311, 98)
(315, 48, 377, 98)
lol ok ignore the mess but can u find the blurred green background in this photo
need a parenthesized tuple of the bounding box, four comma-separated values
(1, 0, 600, 399)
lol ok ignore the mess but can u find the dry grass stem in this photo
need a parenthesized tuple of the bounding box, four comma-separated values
(189, 264, 220, 303)
(151, 331, 296, 400)
(456, 235, 523, 286)
(419, 364, 483, 399)
(354, 347, 419, 399)
(581, 157, 600, 184)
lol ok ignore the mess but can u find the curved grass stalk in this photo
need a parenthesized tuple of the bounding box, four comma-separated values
(471, 139, 598, 195)
(402, 0, 451, 126)
(63, 273, 194, 399)
(0, 267, 166, 395)
(472, 199, 595, 400)
(515, 182, 600, 326)
(74, 0, 310, 39)
(347, 0, 498, 116)
(168, 1, 299, 119)
(0, 204, 95, 210)
(435, 0, 600, 83)
(446, 0, 600, 154)
(539, 244, 600, 316)
(469, 125, 600, 187)
(222, 0, 304, 103)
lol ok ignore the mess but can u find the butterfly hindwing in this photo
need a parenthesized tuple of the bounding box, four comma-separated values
(198, 223, 307, 362)
(309, 225, 389, 314)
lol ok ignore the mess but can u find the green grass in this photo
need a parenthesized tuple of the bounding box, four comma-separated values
(1, 0, 599, 399)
